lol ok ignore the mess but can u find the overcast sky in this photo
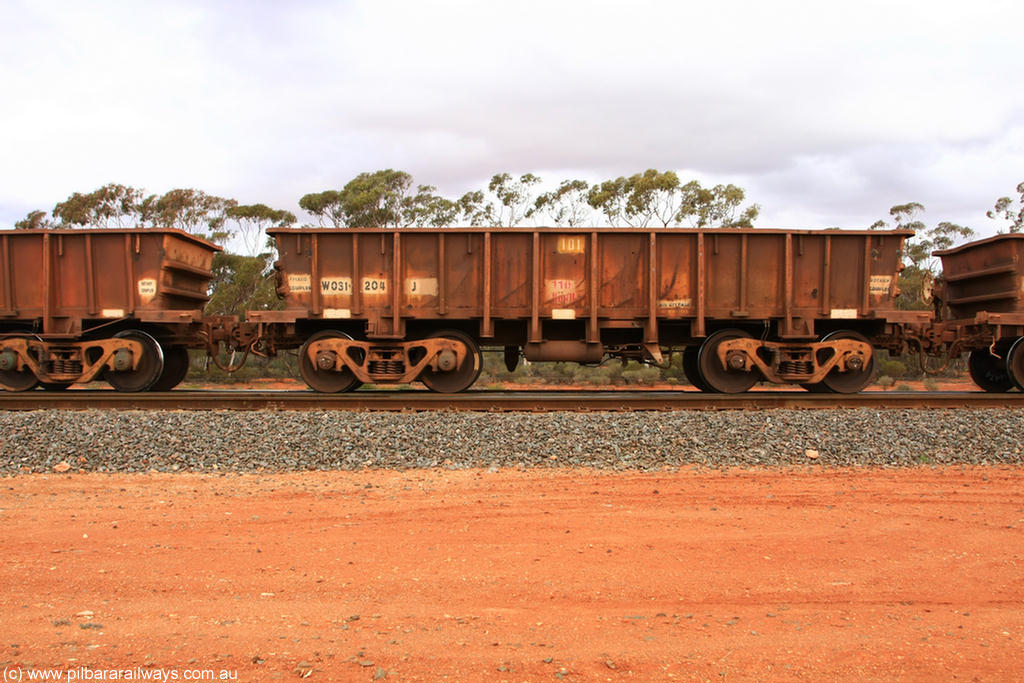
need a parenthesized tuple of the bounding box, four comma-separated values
(2, 0, 1022, 235)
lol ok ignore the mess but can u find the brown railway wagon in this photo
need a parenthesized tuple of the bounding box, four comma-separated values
(257, 227, 913, 393)
(934, 234, 1024, 391)
(0, 228, 220, 391)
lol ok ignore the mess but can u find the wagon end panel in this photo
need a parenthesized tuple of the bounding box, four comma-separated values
(936, 234, 1024, 321)
(271, 230, 329, 318)
(150, 231, 218, 312)
(48, 230, 220, 333)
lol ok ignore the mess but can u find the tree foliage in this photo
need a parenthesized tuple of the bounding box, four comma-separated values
(454, 173, 542, 227)
(205, 253, 283, 318)
(53, 183, 148, 228)
(987, 181, 1024, 233)
(533, 179, 592, 226)
(587, 171, 759, 228)
(300, 170, 459, 228)
(14, 210, 53, 230)
(153, 189, 236, 243)
(225, 203, 296, 256)
(298, 190, 345, 228)
(586, 176, 633, 227)
(38, 183, 237, 244)
(401, 185, 460, 227)
(15, 168, 761, 239)
(338, 169, 413, 227)
(872, 202, 975, 309)
(685, 182, 760, 228)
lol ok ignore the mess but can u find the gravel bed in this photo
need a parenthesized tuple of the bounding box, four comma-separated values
(1, 408, 1022, 473)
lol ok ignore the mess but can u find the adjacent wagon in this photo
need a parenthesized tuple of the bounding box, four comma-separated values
(933, 234, 1024, 391)
(0, 229, 219, 391)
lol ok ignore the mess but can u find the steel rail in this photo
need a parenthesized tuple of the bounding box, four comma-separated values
(1, 390, 1023, 412)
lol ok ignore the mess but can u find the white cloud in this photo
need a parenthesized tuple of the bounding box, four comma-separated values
(1, 0, 1022, 236)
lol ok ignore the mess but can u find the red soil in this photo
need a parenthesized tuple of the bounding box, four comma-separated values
(3, 467, 1022, 681)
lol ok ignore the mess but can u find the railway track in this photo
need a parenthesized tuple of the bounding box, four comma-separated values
(1, 389, 1022, 411)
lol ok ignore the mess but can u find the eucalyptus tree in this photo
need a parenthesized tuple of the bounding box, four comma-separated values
(153, 188, 236, 244)
(52, 183, 149, 228)
(401, 185, 460, 227)
(533, 179, 592, 227)
(225, 203, 296, 256)
(987, 182, 1024, 233)
(872, 202, 974, 309)
(14, 210, 54, 230)
(587, 176, 633, 226)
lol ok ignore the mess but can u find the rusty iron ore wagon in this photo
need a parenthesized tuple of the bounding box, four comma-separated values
(252, 227, 914, 393)
(931, 234, 1024, 391)
(0, 228, 222, 391)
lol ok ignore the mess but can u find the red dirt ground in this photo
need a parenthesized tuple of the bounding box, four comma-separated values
(2, 467, 1023, 682)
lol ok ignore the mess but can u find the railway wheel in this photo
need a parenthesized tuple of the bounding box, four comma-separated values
(696, 329, 758, 394)
(298, 330, 362, 393)
(967, 343, 1014, 392)
(1008, 337, 1024, 391)
(419, 330, 482, 393)
(149, 346, 191, 391)
(0, 347, 38, 392)
(682, 346, 712, 392)
(103, 330, 165, 392)
(818, 330, 875, 394)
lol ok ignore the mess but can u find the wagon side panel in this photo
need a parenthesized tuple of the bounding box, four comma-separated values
(440, 232, 484, 316)
(491, 232, 532, 317)
(655, 232, 697, 320)
(598, 232, 646, 317)
(1, 232, 45, 323)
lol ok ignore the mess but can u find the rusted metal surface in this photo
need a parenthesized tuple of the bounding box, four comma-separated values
(0, 336, 143, 383)
(0, 389, 1022, 412)
(305, 335, 469, 384)
(268, 228, 909, 341)
(716, 337, 871, 384)
(0, 228, 219, 336)
(0, 229, 221, 391)
(935, 234, 1024, 328)
(264, 227, 911, 391)
(930, 234, 1024, 391)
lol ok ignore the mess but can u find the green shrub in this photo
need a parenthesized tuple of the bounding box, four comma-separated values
(878, 359, 908, 379)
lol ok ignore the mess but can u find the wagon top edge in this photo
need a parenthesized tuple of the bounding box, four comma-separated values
(933, 232, 1024, 256)
(0, 227, 223, 251)
(267, 226, 915, 237)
